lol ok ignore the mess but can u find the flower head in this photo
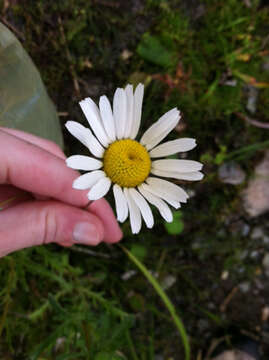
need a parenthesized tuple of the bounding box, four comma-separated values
(66, 84, 203, 234)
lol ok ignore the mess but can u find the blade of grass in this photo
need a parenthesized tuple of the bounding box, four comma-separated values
(0, 196, 17, 210)
(125, 329, 140, 360)
(225, 140, 269, 161)
(120, 245, 190, 360)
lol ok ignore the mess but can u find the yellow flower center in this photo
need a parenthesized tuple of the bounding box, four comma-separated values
(103, 139, 151, 187)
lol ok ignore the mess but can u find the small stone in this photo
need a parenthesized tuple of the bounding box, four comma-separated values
(54, 337, 66, 352)
(121, 49, 133, 60)
(221, 270, 229, 280)
(256, 151, 269, 176)
(208, 302, 216, 309)
(262, 62, 269, 71)
(241, 223, 250, 236)
(246, 85, 259, 114)
(243, 0, 252, 8)
(262, 253, 269, 269)
(224, 79, 237, 87)
(218, 162, 246, 185)
(238, 281, 251, 293)
(250, 250, 259, 259)
(242, 151, 269, 217)
(212, 350, 256, 360)
(254, 278, 264, 290)
(261, 306, 269, 322)
(251, 227, 264, 239)
(263, 236, 269, 245)
(121, 270, 137, 281)
(161, 275, 176, 290)
(243, 178, 269, 217)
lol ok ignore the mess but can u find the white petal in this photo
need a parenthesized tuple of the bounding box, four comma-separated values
(87, 177, 111, 200)
(79, 98, 109, 147)
(73, 170, 105, 190)
(113, 88, 127, 139)
(66, 121, 105, 158)
(88, 133, 105, 158)
(151, 168, 204, 181)
(113, 184, 128, 223)
(130, 83, 144, 139)
(124, 188, 142, 234)
(99, 95, 116, 142)
(66, 121, 104, 158)
(140, 183, 181, 209)
(123, 84, 134, 138)
(147, 177, 189, 203)
(149, 138, 196, 158)
(140, 108, 180, 150)
(65, 121, 91, 149)
(66, 155, 102, 171)
(129, 188, 154, 229)
(138, 185, 173, 222)
(152, 159, 203, 173)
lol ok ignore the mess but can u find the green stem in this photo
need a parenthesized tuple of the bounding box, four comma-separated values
(126, 329, 140, 360)
(121, 245, 190, 360)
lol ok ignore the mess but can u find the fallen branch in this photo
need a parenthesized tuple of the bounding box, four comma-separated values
(235, 112, 269, 129)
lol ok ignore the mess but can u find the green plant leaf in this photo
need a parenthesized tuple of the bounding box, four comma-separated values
(137, 33, 175, 68)
(130, 244, 147, 261)
(165, 211, 184, 235)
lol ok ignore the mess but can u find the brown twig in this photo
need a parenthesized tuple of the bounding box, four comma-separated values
(2, 0, 10, 14)
(0, 16, 25, 41)
(70, 245, 111, 259)
(58, 16, 81, 98)
(243, 0, 252, 8)
(204, 336, 229, 360)
(235, 112, 269, 129)
(220, 286, 238, 312)
(57, 112, 69, 117)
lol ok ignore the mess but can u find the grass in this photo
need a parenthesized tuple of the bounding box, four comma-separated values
(1, 0, 269, 358)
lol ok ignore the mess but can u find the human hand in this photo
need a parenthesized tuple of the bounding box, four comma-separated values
(0, 127, 122, 257)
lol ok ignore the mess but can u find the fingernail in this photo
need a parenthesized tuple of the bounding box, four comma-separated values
(73, 222, 101, 245)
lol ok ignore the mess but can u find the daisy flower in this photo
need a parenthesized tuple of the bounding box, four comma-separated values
(65, 83, 203, 234)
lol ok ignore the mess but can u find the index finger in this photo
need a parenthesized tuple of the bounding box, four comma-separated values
(0, 129, 87, 207)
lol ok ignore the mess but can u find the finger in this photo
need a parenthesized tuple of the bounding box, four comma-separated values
(0, 127, 66, 159)
(0, 129, 90, 206)
(0, 130, 122, 243)
(0, 128, 65, 200)
(89, 198, 123, 243)
(0, 200, 105, 257)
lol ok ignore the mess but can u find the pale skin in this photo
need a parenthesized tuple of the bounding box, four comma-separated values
(0, 127, 123, 258)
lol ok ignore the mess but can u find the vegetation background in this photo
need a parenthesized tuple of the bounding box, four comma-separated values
(1, 0, 269, 359)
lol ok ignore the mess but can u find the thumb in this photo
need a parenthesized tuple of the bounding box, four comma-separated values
(0, 200, 105, 257)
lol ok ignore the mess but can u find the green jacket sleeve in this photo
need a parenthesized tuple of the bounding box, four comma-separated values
(0, 22, 63, 148)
